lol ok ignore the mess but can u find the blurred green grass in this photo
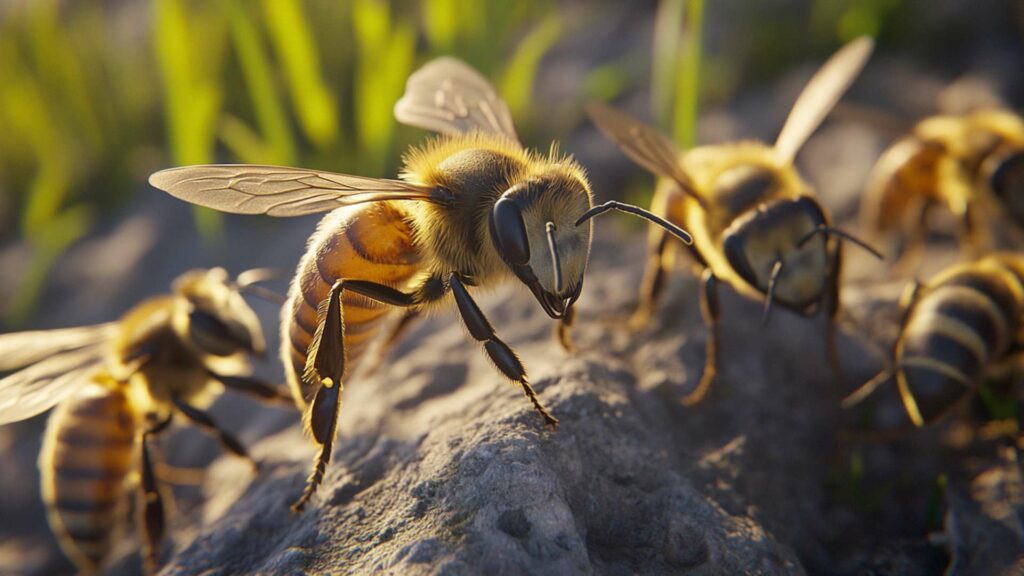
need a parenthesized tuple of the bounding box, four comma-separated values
(0, 0, 563, 326)
(0, 0, 910, 326)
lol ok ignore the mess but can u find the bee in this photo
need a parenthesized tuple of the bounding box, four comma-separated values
(843, 253, 1024, 434)
(0, 268, 290, 573)
(148, 57, 691, 511)
(586, 37, 879, 404)
(860, 108, 1024, 266)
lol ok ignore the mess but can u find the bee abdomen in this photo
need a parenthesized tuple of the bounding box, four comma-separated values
(898, 270, 1022, 422)
(41, 381, 135, 570)
(283, 203, 422, 406)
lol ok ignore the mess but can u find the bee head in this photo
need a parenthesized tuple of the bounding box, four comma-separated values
(172, 267, 267, 357)
(724, 196, 882, 321)
(489, 175, 592, 319)
(984, 147, 1024, 226)
(724, 197, 831, 316)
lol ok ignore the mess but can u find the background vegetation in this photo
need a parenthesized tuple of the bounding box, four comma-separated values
(0, 0, 1018, 326)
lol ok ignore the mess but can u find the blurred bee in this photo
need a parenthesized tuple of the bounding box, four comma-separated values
(844, 254, 1024, 434)
(587, 37, 879, 404)
(149, 57, 690, 511)
(0, 268, 290, 574)
(861, 108, 1024, 267)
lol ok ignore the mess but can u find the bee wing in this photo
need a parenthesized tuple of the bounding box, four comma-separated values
(774, 36, 874, 163)
(0, 323, 117, 372)
(394, 57, 520, 142)
(149, 165, 443, 217)
(586, 103, 699, 197)
(0, 347, 107, 425)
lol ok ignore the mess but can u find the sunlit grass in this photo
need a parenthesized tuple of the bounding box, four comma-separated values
(0, 0, 571, 324)
(653, 0, 704, 149)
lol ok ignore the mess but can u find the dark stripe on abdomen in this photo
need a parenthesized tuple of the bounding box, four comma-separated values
(42, 383, 135, 570)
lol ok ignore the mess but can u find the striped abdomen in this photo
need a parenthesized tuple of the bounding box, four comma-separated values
(862, 138, 944, 233)
(896, 262, 1024, 423)
(282, 202, 423, 406)
(40, 381, 135, 571)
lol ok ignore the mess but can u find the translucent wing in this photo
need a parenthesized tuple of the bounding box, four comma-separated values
(586, 103, 701, 203)
(774, 36, 874, 163)
(149, 165, 442, 217)
(0, 323, 117, 372)
(0, 347, 106, 425)
(394, 57, 519, 142)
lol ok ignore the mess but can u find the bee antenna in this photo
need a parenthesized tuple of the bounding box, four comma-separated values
(545, 222, 564, 293)
(236, 267, 286, 287)
(797, 225, 883, 260)
(237, 284, 287, 304)
(575, 201, 693, 245)
(232, 268, 287, 304)
(762, 255, 785, 324)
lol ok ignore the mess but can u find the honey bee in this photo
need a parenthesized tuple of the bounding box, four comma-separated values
(148, 57, 691, 511)
(844, 253, 1024, 433)
(0, 268, 290, 573)
(860, 108, 1024, 266)
(587, 37, 879, 404)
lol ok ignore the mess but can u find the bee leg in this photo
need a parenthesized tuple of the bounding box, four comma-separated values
(293, 278, 427, 511)
(171, 397, 258, 471)
(631, 229, 672, 330)
(207, 370, 294, 406)
(138, 416, 171, 575)
(892, 199, 932, 276)
(364, 310, 422, 375)
(449, 273, 559, 428)
(683, 269, 719, 406)
(825, 239, 845, 383)
(960, 201, 987, 258)
(555, 305, 575, 352)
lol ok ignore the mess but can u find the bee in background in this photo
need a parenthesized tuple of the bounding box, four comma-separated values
(587, 37, 880, 404)
(149, 57, 690, 512)
(843, 254, 1024, 437)
(861, 108, 1024, 269)
(0, 268, 291, 574)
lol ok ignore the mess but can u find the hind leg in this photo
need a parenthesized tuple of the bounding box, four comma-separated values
(292, 278, 442, 511)
(137, 416, 171, 575)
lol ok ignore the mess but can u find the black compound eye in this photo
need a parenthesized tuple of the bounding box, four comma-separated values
(990, 151, 1024, 201)
(491, 197, 530, 265)
(188, 309, 241, 355)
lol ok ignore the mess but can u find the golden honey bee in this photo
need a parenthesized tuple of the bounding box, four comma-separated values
(844, 253, 1024, 434)
(861, 108, 1024, 266)
(587, 37, 879, 404)
(149, 57, 690, 511)
(0, 267, 289, 573)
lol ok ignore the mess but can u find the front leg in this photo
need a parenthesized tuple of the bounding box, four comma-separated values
(207, 370, 294, 406)
(824, 239, 844, 383)
(555, 306, 575, 352)
(171, 397, 258, 470)
(449, 274, 559, 428)
(682, 268, 720, 406)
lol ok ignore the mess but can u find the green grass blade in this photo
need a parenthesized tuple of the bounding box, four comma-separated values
(262, 0, 338, 148)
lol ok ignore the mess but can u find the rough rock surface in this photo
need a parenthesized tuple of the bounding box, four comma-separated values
(3, 12, 1024, 570)
(6, 225, 1024, 575)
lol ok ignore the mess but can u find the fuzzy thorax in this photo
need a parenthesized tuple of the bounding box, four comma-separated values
(398, 132, 593, 294)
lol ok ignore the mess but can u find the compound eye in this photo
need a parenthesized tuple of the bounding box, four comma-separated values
(990, 150, 1024, 199)
(188, 308, 243, 356)
(491, 197, 530, 265)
